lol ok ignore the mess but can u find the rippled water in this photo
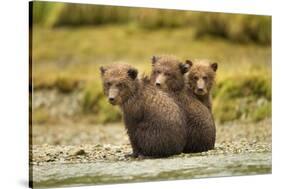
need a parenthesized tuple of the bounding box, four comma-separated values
(31, 152, 271, 188)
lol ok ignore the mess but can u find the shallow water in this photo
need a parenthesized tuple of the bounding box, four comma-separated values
(31, 152, 271, 188)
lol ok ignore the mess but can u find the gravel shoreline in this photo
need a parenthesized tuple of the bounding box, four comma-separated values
(31, 119, 271, 165)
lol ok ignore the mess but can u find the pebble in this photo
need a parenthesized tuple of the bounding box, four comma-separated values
(74, 149, 87, 156)
(31, 119, 272, 164)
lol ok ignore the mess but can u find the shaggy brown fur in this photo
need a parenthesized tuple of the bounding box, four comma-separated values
(100, 63, 186, 157)
(150, 55, 188, 92)
(185, 59, 218, 110)
(150, 55, 216, 153)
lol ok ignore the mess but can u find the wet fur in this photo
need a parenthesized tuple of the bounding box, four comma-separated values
(185, 59, 217, 110)
(150, 55, 216, 153)
(100, 64, 186, 157)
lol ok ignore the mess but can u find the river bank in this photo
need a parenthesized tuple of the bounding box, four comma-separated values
(31, 119, 271, 164)
(30, 119, 271, 187)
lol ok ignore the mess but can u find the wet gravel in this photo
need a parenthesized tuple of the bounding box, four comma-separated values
(30, 119, 271, 165)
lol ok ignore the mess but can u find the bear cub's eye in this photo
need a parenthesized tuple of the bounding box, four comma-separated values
(106, 82, 111, 87)
(116, 83, 123, 87)
(203, 76, 208, 80)
(154, 70, 161, 74)
(193, 76, 198, 80)
(164, 72, 171, 76)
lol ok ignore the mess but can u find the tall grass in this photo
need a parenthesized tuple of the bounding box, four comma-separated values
(32, 1, 271, 45)
(32, 1, 55, 24)
(213, 72, 271, 123)
(196, 14, 271, 45)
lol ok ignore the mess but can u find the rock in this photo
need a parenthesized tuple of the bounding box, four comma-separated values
(46, 158, 55, 162)
(115, 149, 121, 153)
(104, 144, 112, 151)
(73, 149, 87, 156)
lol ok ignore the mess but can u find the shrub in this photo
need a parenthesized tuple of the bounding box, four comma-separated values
(213, 73, 271, 123)
(195, 13, 271, 45)
(32, 2, 271, 45)
(251, 100, 271, 122)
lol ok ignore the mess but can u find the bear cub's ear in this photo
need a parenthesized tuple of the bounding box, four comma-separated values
(210, 62, 218, 72)
(151, 55, 160, 65)
(179, 62, 190, 75)
(185, 60, 193, 67)
(100, 66, 106, 75)
(127, 68, 138, 80)
(179, 60, 193, 75)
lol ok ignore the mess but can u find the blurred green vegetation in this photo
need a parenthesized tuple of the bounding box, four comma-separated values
(32, 1, 271, 45)
(31, 2, 271, 125)
(213, 72, 271, 123)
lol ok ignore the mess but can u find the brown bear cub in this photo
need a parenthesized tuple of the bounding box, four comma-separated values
(150, 55, 216, 153)
(100, 63, 186, 157)
(185, 59, 218, 110)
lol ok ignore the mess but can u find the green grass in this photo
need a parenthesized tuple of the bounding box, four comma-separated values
(195, 14, 271, 45)
(32, 1, 271, 45)
(213, 71, 271, 123)
(32, 25, 271, 66)
(31, 25, 271, 124)
(32, 107, 50, 124)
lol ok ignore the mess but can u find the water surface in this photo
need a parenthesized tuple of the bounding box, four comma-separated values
(32, 152, 271, 188)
